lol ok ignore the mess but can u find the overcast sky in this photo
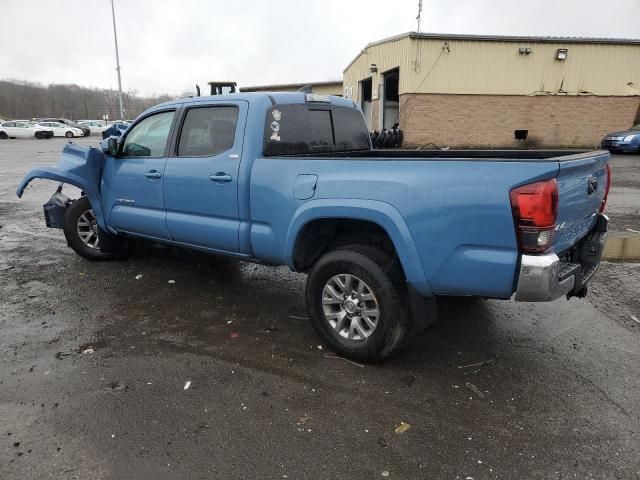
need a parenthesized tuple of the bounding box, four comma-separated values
(1, 0, 638, 96)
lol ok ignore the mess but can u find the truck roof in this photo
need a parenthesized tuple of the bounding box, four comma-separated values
(149, 91, 356, 112)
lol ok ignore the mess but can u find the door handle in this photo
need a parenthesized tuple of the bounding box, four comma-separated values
(145, 170, 162, 179)
(209, 173, 233, 183)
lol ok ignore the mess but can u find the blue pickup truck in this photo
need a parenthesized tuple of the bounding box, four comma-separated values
(17, 92, 611, 361)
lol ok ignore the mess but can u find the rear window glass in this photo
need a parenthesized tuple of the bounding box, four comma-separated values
(264, 105, 370, 156)
(178, 106, 238, 157)
(308, 110, 334, 147)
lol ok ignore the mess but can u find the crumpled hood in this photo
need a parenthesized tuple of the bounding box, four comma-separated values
(16, 142, 109, 230)
(55, 143, 105, 185)
(16, 143, 105, 198)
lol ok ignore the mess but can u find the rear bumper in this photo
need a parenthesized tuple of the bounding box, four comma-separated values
(515, 253, 575, 301)
(515, 214, 608, 302)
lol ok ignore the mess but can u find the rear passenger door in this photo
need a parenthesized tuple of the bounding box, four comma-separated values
(163, 101, 247, 252)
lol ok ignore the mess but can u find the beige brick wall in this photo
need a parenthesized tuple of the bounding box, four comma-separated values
(399, 94, 640, 148)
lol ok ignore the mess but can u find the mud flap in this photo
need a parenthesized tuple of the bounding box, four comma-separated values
(43, 185, 70, 229)
(97, 227, 128, 253)
(408, 285, 438, 333)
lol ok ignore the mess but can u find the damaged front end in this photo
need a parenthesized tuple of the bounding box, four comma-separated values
(43, 184, 72, 229)
(16, 143, 107, 230)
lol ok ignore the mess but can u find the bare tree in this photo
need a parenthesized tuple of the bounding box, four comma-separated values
(0, 79, 178, 120)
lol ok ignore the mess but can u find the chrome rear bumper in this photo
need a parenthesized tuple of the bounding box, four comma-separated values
(515, 214, 608, 302)
(514, 253, 575, 301)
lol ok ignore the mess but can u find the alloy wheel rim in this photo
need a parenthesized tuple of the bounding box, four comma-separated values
(321, 274, 380, 341)
(76, 209, 100, 249)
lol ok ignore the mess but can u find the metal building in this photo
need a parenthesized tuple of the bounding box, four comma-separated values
(241, 81, 343, 96)
(342, 32, 640, 148)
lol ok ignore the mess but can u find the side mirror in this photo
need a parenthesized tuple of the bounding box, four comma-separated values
(108, 137, 119, 157)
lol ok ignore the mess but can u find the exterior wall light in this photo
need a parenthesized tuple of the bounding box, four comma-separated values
(519, 47, 532, 55)
(370, 64, 378, 73)
(555, 48, 568, 60)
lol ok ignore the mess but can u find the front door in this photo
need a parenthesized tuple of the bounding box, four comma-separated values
(101, 109, 176, 240)
(12, 122, 31, 137)
(163, 101, 247, 252)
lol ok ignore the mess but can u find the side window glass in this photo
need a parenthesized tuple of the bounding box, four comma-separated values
(123, 111, 175, 157)
(177, 106, 238, 157)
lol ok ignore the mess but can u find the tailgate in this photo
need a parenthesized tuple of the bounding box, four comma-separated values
(554, 151, 610, 253)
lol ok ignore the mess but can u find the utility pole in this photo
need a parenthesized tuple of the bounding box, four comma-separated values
(110, 0, 124, 120)
(414, 0, 423, 72)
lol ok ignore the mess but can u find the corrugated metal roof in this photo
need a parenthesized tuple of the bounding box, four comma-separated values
(241, 80, 342, 91)
(344, 31, 640, 71)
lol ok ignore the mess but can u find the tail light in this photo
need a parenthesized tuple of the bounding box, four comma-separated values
(599, 163, 611, 213)
(510, 178, 558, 253)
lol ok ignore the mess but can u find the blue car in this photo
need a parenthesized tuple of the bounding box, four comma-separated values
(601, 123, 640, 153)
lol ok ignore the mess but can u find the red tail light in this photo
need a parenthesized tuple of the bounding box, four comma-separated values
(599, 163, 611, 213)
(510, 178, 558, 253)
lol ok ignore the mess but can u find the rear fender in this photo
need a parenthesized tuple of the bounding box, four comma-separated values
(16, 144, 107, 230)
(285, 199, 432, 296)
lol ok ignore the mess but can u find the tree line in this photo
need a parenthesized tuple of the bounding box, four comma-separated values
(0, 79, 176, 121)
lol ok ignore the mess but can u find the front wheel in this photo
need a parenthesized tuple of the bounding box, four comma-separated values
(63, 196, 123, 260)
(65, 131, 74, 138)
(0, 132, 8, 139)
(305, 246, 409, 362)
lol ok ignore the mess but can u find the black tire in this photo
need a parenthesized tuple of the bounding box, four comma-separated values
(305, 245, 409, 362)
(374, 131, 386, 148)
(0, 131, 8, 139)
(35, 131, 44, 139)
(63, 196, 123, 261)
(65, 131, 74, 138)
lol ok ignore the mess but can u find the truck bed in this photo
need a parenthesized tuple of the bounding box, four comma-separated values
(278, 149, 599, 161)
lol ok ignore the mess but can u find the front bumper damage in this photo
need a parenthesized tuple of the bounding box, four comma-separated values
(515, 214, 608, 302)
(43, 184, 71, 229)
(16, 143, 107, 231)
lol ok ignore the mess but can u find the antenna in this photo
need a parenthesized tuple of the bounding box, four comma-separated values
(416, 0, 423, 34)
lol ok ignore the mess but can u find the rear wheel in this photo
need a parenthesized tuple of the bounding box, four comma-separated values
(64, 196, 124, 260)
(65, 131, 74, 138)
(305, 246, 409, 362)
(35, 131, 44, 139)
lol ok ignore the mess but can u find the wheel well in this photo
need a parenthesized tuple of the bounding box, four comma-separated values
(293, 218, 399, 272)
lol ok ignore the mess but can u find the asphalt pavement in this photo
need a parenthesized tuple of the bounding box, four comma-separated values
(1, 138, 639, 479)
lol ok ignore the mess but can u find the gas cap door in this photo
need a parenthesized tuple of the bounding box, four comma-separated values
(293, 174, 318, 200)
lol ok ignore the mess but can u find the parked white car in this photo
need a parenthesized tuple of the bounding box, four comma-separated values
(35, 121, 84, 138)
(0, 121, 54, 139)
(78, 120, 108, 134)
